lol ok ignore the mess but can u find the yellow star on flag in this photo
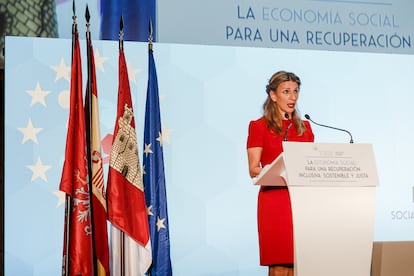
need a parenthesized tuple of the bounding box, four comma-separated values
(156, 132, 163, 147)
(147, 205, 154, 216)
(156, 217, 166, 231)
(144, 143, 153, 157)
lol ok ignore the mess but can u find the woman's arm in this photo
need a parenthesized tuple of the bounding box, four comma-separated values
(247, 147, 263, 178)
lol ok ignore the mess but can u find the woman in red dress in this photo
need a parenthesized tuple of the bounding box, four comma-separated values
(247, 71, 314, 276)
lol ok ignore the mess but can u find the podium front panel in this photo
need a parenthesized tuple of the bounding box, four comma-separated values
(281, 142, 378, 276)
(289, 186, 376, 276)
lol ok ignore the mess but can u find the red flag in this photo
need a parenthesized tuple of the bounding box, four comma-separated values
(59, 29, 94, 275)
(107, 48, 152, 274)
(85, 36, 110, 275)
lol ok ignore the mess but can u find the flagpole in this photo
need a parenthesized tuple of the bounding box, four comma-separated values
(63, 197, 71, 276)
(107, 14, 152, 276)
(146, 19, 154, 276)
(62, 1, 77, 275)
(84, 4, 98, 275)
(144, 17, 173, 275)
(118, 16, 125, 276)
(63, 195, 71, 276)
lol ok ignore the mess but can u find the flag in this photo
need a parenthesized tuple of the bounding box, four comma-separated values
(106, 46, 152, 275)
(85, 32, 110, 275)
(59, 24, 94, 276)
(143, 45, 173, 275)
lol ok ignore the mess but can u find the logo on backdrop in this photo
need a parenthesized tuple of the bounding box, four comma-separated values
(390, 186, 414, 220)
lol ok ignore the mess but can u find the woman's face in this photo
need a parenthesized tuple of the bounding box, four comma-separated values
(269, 80, 299, 119)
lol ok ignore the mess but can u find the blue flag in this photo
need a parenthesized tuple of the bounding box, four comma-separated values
(143, 47, 173, 275)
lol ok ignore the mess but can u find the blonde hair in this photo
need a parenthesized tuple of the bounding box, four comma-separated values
(263, 71, 306, 136)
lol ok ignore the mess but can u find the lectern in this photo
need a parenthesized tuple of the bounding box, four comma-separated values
(254, 142, 378, 276)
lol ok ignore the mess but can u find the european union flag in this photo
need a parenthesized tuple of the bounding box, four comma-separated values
(143, 46, 173, 275)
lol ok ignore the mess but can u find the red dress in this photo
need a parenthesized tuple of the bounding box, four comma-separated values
(247, 117, 314, 266)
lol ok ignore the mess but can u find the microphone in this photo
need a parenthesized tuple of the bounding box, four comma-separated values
(304, 114, 354, 143)
(283, 113, 293, 141)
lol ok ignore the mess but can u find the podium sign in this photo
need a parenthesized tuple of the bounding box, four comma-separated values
(282, 142, 378, 187)
(282, 142, 378, 276)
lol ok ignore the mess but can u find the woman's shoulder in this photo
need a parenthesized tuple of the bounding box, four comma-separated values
(249, 116, 266, 126)
(302, 119, 315, 141)
(248, 116, 267, 135)
(303, 119, 312, 128)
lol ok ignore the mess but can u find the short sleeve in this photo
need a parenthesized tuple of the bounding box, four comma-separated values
(247, 119, 264, 149)
(303, 120, 315, 142)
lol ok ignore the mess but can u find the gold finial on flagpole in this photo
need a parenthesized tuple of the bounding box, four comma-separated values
(119, 15, 124, 50)
(85, 4, 91, 40)
(148, 18, 153, 51)
(72, 0, 77, 33)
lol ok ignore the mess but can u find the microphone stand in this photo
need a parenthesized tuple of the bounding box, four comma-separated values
(283, 113, 293, 141)
(305, 114, 354, 143)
